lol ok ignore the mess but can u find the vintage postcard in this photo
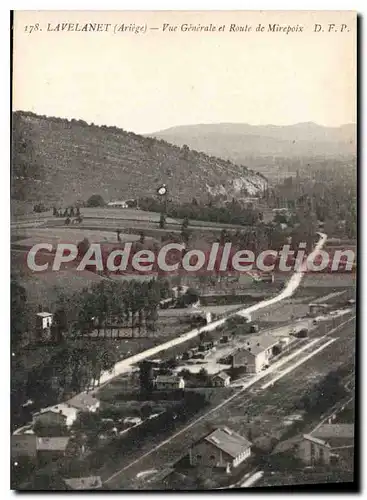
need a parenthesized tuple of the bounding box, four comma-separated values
(11, 10, 357, 491)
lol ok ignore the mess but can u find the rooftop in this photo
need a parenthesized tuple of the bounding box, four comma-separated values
(36, 312, 53, 318)
(213, 371, 231, 381)
(37, 437, 70, 452)
(64, 476, 103, 490)
(240, 333, 278, 356)
(66, 393, 99, 411)
(204, 427, 252, 458)
(311, 423, 354, 448)
(37, 403, 79, 420)
(303, 434, 331, 448)
(313, 423, 354, 439)
(155, 375, 183, 384)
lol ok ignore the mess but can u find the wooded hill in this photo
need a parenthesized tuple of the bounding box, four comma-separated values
(12, 111, 268, 209)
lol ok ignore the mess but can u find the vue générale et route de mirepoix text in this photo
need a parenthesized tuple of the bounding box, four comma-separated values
(42, 22, 350, 34)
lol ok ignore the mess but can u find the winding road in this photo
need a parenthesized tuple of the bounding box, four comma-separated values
(97, 232, 327, 386)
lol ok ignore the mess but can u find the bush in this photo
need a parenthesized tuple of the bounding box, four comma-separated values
(33, 203, 47, 213)
(86, 194, 106, 207)
(273, 345, 282, 356)
(297, 328, 309, 338)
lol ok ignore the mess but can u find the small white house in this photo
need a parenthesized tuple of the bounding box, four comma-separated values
(36, 312, 53, 330)
(107, 201, 129, 208)
(36, 312, 53, 340)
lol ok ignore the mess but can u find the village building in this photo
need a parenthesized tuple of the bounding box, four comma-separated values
(154, 374, 185, 390)
(33, 404, 79, 428)
(63, 476, 103, 490)
(212, 372, 231, 387)
(33, 393, 100, 430)
(189, 427, 252, 471)
(66, 393, 100, 413)
(198, 341, 214, 352)
(231, 333, 279, 373)
(35, 311, 53, 341)
(11, 435, 70, 461)
(171, 285, 189, 299)
(36, 437, 71, 461)
(297, 423, 354, 466)
(308, 303, 330, 317)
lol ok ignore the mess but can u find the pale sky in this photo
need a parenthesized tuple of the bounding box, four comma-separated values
(13, 10, 356, 134)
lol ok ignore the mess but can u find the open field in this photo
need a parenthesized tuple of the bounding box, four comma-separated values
(12, 207, 246, 232)
(11, 227, 152, 248)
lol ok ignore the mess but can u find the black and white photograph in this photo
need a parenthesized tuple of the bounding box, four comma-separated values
(10, 9, 357, 491)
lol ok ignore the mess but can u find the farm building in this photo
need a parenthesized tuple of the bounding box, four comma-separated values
(212, 372, 231, 387)
(189, 427, 252, 471)
(231, 333, 279, 373)
(297, 424, 354, 466)
(154, 375, 185, 390)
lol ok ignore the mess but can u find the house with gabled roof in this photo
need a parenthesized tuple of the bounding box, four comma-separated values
(231, 333, 279, 373)
(36, 437, 71, 461)
(189, 426, 252, 471)
(212, 371, 231, 387)
(33, 403, 79, 428)
(297, 423, 354, 466)
(66, 393, 100, 413)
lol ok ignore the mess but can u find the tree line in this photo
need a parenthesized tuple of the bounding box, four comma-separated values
(11, 276, 173, 409)
(264, 174, 357, 240)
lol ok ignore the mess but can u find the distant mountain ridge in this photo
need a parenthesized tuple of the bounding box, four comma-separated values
(148, 122, 356, 162)
(11, 112, 268, 210)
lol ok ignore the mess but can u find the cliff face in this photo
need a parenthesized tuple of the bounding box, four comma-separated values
(12, 112, 268, 208)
